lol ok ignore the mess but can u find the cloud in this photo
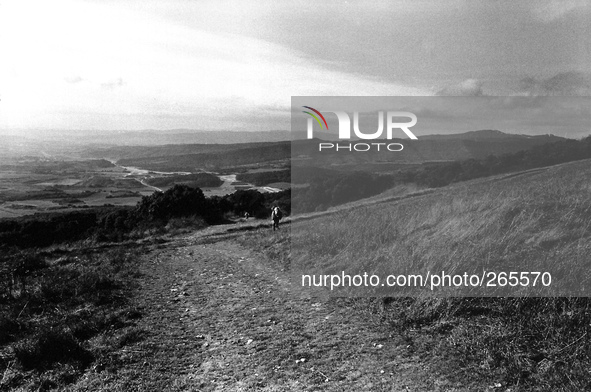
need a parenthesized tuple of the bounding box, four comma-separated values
(436, 79, 485, 96)
(101, 77, 125, 89)
(519, 72, 591, 96)
(0, 0, 429, 131)
(64, 75, 83, 84)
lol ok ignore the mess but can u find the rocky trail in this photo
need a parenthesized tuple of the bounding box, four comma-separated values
(69, 227, 472, 392)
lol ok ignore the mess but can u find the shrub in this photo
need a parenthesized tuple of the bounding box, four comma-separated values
(135, 184, 209, 223)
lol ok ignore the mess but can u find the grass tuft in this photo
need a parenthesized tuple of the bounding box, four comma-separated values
(14, 329, 94, 371)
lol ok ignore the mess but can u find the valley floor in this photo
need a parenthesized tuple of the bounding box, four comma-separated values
(65, 228, 478, 392)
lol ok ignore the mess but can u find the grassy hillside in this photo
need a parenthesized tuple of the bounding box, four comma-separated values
(290, 158, 591, 389)
(78, 175, 143, 188)
(293, 136, 591, 212)
(294, 159, 591, 294)
(236, 170, 290, 186)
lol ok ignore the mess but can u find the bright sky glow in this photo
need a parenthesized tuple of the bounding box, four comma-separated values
(0, 0, 589, 132)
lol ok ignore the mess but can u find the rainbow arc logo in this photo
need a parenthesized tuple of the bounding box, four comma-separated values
(302, 106, 328, 130)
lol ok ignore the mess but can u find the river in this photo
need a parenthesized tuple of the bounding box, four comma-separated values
(107, 159, 282, 194)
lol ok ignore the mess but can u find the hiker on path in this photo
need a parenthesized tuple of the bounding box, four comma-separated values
(271, 206, 282, 231)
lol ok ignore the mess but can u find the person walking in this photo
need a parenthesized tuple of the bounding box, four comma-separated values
(271, 206, 282, 231)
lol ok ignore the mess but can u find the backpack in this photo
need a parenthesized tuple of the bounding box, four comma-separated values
(273, 207, 283, 220)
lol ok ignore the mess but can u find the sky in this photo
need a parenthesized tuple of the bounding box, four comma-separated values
(0, 0, 590, 133)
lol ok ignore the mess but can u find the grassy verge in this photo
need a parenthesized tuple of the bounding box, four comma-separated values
(234, 227, 290, 272)
(0, 246, 144, 391)
(239, 226, 591, 390)
(371, 297, 591, 391)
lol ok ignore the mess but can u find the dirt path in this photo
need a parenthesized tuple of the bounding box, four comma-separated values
(70, 231, 471, 392)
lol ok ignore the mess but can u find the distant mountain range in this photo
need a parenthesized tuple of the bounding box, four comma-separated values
(99, 130, 570, 172)
(3, 128, 566, 147)
(2, 129, 571, 169)
(93, 128, 564, 146)
(294, 130, 568, 165)
(419, 129, 564, 141)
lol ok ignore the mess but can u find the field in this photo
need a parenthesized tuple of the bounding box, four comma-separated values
(0, 160, 150, 219)
(0, 158, 285, 219)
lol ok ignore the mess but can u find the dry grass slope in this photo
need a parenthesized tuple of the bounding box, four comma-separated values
(293, 160, 591, 297)
(289, 158, 591, 390)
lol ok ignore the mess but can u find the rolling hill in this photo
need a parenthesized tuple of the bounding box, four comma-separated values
(294, 131, 569, 165)
(293, 158, 590, 296)
(289, 157, 591, 388)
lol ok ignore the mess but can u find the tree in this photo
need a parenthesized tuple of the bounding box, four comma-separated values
(135, 184, 209, 223)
